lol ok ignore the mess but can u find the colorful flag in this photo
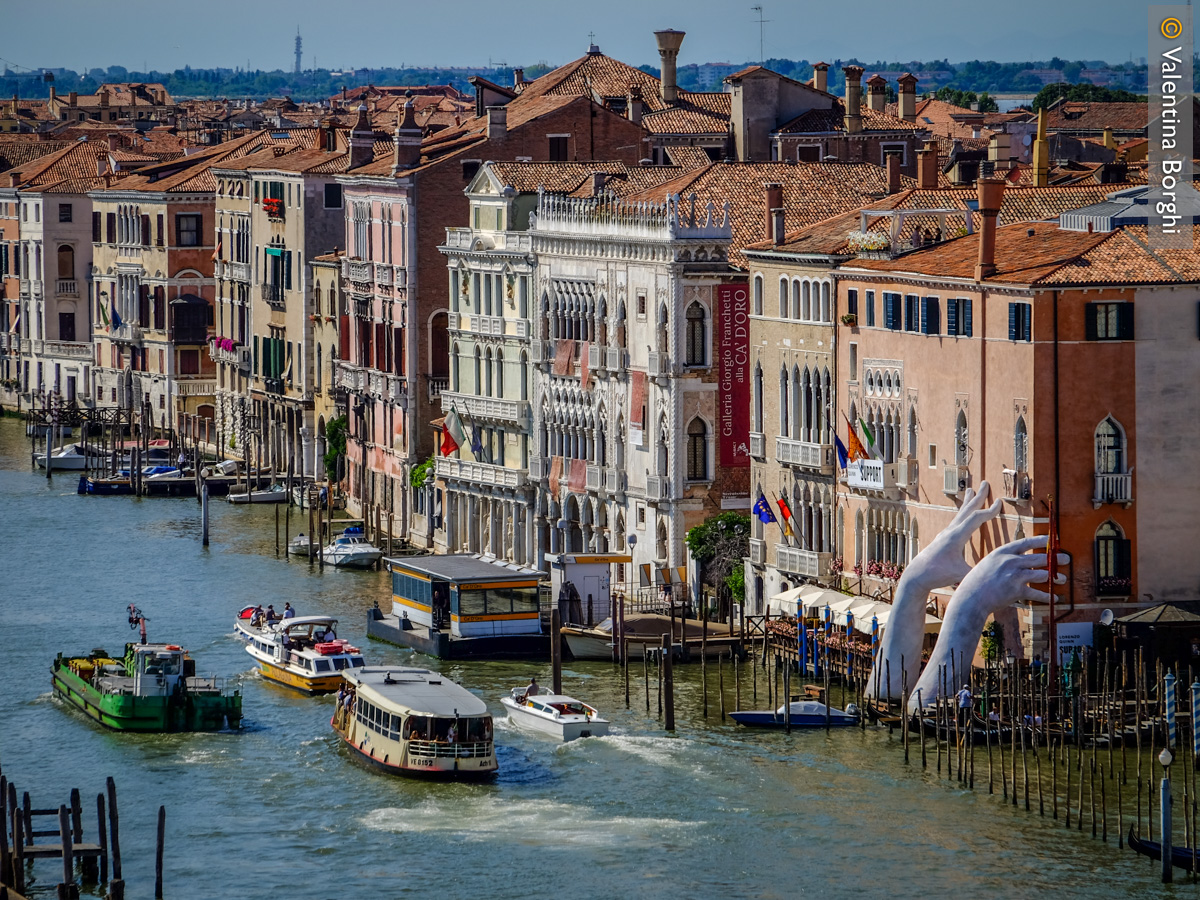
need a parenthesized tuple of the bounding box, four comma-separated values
(110, 304, 123, 333)
(858, 417, 881, 460)
(776, 494, 793, 523)
(753, 493, 776, 524)
(9, 311, 20, 334)
(842, 414, 867, 461)
(835, 435, 849, 469)
(441, 406, 466, 456)
(211, 239, 222, 262)
(99, 300, 110, 328)
(470, 419, 483, 458)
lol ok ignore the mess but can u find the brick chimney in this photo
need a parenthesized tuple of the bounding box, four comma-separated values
(974, 176, 1005, 281)
(812, 62, 829, 94)
(513, 68, 525, 88)
(348, 103, 374, 169)
(49, 84, 57, 103)
(897, 73, 917, 122)
(592, 171, 608, 195)
(391, 97, 423, 174)
(627, 83, 643, 125)
(916, 140, 938, 189)
(486, 105, 507, 140)
(107, 132, 120, 151)
(68, 91, 78, 106)
(885, 150, 902, 194)
(988, 132, 1012, 167)
(99, 90, 110, 108)
(763, 182, 783, 238)
(843, 66, 864, 134)
(1032, 108, 1049, 187)
(866, 74, 887, 112)
(654, 30, 686, 104)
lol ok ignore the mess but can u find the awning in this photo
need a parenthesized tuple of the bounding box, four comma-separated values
(801, 589, 855, 616)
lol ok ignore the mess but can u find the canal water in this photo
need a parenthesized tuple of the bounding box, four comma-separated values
(0, 418, 1175, 899)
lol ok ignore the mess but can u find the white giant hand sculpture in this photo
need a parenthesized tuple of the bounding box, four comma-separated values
(866, 482, 1001, 700)
(909, 536, 1068, 711)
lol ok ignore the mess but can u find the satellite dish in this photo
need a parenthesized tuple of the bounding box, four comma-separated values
(1100, 609, 1114, 626)
(1022, 134, 1033, 146)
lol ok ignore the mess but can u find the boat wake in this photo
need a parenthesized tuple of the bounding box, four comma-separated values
(362, 796, 701, 846)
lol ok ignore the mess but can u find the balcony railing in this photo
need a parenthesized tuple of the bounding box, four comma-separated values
(587, 343, 604, 373)
(749, 432, 765, 459)
(41, 340, 93, 361)
(110, 323, 143, 344)
(441, 390, 529, 426)
(228, 261, 251, 282)
(647, 351, 670, 381)
(528, 457, 549, 481)
(586, 464, 602, 492)
(1002, 468, 1031, 502)
(261, 283, 285, 307)
(775, 437, 834, 474)
(210, 340, 251, 370)
(943, 464, 969, 496)
(387, 374, 407, 404)
(55, 279, 78, 296)
(606, 346, 626, 374)
(435, 456, 526, 489)
(427, 375, 448, 403)
(176, 379, 216, 397)
(645, 475, 669, 503)
(339, 365, 366, 393)
(894, 457, 918, 491)
(605, 468, 625, 495)
(845, 458, 896, 493)
(775, 545, 832, 579)
(171, 325, 209, 345)
(1094, 471, 1133, 507)
(749, 538, 766, 566)
(262, 377, 287, 395)
(529, 340, 549, 365)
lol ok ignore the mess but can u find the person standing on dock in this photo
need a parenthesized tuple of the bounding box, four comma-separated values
(956, 684, 972, 725)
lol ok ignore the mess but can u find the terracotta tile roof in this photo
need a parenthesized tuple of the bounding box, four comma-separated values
(487, 161, 630, 193)
(0, 139, 74, 173)
(665, 146, 717, 169)
(5, 141, 109, 187)
(518, 50, 669, 111)
(777, 100, 925, 134)
(32, 174, 123, 194)
(1044, 99, 1149, 133)
(642, 93, 730, 135)
(896, 98, 989, 140)
(311, 249, 345, 263)
(625, 161, 913, 267)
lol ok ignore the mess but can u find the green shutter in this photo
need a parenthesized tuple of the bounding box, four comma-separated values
(252, 335, 258, 375)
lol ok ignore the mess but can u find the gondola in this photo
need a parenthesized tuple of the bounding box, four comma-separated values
(1128, 826, 1200, 872)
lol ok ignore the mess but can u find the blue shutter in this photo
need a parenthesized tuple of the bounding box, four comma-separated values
(927, 297, 940, 335)
(946, 298, 958, 336)
(1008, 303, 1017, 341)
(284, 251, 293, 290)
(963, 299, 973, 336)
(884, 294, 894, 329)
(1022, 305, 1031, 342)
(920, 296, 930, 334)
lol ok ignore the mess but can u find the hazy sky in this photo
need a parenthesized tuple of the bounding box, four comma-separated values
(2, 0, 1164, 74)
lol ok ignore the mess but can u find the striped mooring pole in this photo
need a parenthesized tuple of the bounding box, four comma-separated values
(1191, 680, 1200, 759)
(1165, 670, 1177, 749)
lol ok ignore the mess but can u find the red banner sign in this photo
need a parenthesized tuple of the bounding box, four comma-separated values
(717, 282, 750, 468)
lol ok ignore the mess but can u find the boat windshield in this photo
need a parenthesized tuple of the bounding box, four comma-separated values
(550, 702, 590, 716)
(404, 714, 493, 744)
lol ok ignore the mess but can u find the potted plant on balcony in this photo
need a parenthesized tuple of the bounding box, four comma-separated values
(846, 230, 891, 259)
(840, 313, 858, 326)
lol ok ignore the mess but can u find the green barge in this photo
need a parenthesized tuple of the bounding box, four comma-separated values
(52, 642, 242, 732)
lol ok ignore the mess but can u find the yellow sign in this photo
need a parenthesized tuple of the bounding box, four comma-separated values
(1162, 17, 1183, 39)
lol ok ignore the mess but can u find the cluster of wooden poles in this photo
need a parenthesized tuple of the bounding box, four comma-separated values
(0, 769, 168, 900)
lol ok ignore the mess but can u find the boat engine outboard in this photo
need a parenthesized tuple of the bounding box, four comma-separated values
(845, 703, 860, 719)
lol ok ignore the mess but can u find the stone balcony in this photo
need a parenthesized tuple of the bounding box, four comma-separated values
(647, 351, 671, 382)
(528, 456, 550, 482)
(775, 437, 834, 474)
(1094, 471, 1133, 508)
(176, 379, 217, 397)
(210, 340, 251, 371)
(749, 538, 766, 565)
(750, 432, 765, 459)
(40, 340, 93, 361)
(435, 456, 526, 489)
(55, 279, 78, 296)
(441, 390, 529, 426)
(645, 475, 670, 503)
(775, 545, 832, 579)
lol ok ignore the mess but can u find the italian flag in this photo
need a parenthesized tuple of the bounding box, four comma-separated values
(441, 406, 466, 456)
(858, 418, 882, 460)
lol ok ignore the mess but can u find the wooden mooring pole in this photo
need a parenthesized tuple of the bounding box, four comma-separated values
(550, 609, 562, 696)
(662, 633, 675, 732)
(154, 805, 165, 900)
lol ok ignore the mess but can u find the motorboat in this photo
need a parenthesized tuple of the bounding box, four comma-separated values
(322, 526, 383, 569)
(35, 443, 89, 470)
(52, 641, 241, 732)
(234, 610, 364, 693)
(288, 533, 319, 557)
(500, 688, 609, 741)
(730, 700, 860, 728)
(227, 482, 288, 504)
(332, 666, 497, 779)
(77, 474, 134, 495)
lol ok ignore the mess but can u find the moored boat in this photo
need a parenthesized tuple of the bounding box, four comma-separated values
(322, 527, 383, 569)
(234, 610, 363, 693)
(227, 482, 288, 504)
(561, 613, 739, 661)
(35, 443, 89, 470)
(501, 688, 609, 741)
(52, 643, 242, 732)
(1128, 825, 1200, 871)
(332, 667, 497, 779)
(730, 700, 860, 728)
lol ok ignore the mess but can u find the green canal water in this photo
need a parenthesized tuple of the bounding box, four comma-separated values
(0, 418, 1179, 898)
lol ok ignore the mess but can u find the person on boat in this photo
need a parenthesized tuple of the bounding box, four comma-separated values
(955, 684, 972, 724)
(322, 625, 337, 642)
(251, 604, 265, 627)
(335, 685, 347, 728)
(988, 704, 1000, 724)
(265, 605, 278, 624)
(445, 723, 457, 743)
(283, 603, 295, 619)
(524, 676, 539, 699)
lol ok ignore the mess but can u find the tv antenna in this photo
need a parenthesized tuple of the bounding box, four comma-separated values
(751, 6, 769, 66)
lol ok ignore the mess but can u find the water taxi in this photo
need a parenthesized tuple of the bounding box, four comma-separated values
(730, 700, 860, 729)
(332, 667, 497, 780)
(501, 688, 609, 741)
(322, 526, 383, 569)
(234, 611, 364, 693)
(52, 643, 242, 732)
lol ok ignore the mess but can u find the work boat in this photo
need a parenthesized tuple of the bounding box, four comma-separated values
(52, 643, 242, 732)
(322, 527, 383, 569)
(235, 612, 364, 693)
(332, 667, 497, 780)
(730, 700, 860, 729)
(501, 689, 609, 741)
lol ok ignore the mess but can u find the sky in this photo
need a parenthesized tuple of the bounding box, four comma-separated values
(1, 0, 1166, 74)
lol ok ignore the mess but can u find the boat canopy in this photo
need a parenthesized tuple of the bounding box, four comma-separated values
(275, 616, 337, 631)
(346, 667, 488, 717)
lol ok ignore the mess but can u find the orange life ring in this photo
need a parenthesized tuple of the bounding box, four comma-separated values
(165, 645, 182, 651)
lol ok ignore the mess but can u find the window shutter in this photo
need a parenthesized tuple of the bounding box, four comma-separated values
(1116, 538, 1132, 579)
(138, 285, 150, 327)
(1118, 303, 1134, 340)
(929, 297, 940, 334)
(1008, 303, 1018, 341)
(963, 299, 973, 336)
(1022, 305, 1031, 342)
(283, 251, 293, 290)
(156, 214, 164, 246)
(847, 289, 857, 316)
(106, 212, 116, 243)
(252, 335, 258, 375)
(92, 211, 102, 243)
(1084, 303, 1098, 341)
(920, 296, 929, 334)
(883, 294, 893, 329)
(141, 215, 151, 247)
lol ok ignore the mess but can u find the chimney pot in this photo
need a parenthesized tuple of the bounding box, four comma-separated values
(486, 105, 507, 140)
(763, 182, 784, 238)
(654, 29, 686, 104)
(842, 66, 864, 134)
(866, 74, 887, 113)
(513, 68, 525, 88)
(772, 208, 786, 245)
(974, 175, 1005, 281)
(812, 62, 829, 94)
(885, 150, 902, 194)
(916, 140, 939, 190)
(897, 73, 918, 122)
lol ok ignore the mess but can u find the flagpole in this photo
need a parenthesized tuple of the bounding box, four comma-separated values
(1047, 496, 1059, 690)
(770, 491, 793, 547)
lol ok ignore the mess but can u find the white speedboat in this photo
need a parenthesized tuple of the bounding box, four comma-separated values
(731, 700, 860, 728)
(227, 482, 288, 503)
(34, 443, 89, 470)
(234, 610, 364, 693)
(322, 527, 383, 569)
(500, 688, 610, 741)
